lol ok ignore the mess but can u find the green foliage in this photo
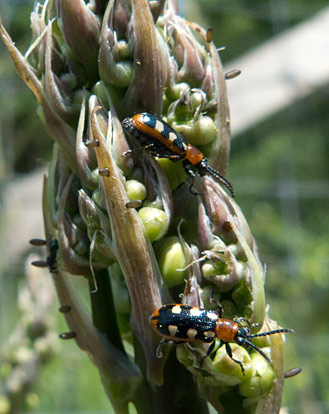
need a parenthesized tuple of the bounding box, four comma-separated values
(229, 91, 329, 412)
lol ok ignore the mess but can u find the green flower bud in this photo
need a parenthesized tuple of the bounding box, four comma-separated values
(100, 45, 133, 88)
(126, 179, 147, 202)
(138, 207, 169, 242)
(202, 260, 221, 280)
(155, 236, 188, 288)
(156, 158, 186, 190)
(91, 187, 106, 210)
(213, 343, 253, 383)
(238, 353, 275, 398)
(171, 115, 216, 148)
(190, 90, 204, 109)
(116, 40, 130, 59)
(91, 81, 109, 106)
(165, 82, 190, 101)
(201, 254, 242, 292)
(143, 199, 163, 210)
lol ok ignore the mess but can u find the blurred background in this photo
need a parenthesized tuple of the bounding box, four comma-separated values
(0, 0, 328, 413)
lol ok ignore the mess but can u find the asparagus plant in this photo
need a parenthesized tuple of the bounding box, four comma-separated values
(0, 0, 294, 412)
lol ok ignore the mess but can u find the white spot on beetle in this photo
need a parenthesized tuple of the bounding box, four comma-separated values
(204, 331, 216, 339)
(207, 311, 218, 321)
(171, 305, 182, 314)
(190, 307, 202, 317)
(155, 120, 164, 133)
(187, 328, 198, 339)
(169, 132, 177, 142)
(168, 325, 178, 336)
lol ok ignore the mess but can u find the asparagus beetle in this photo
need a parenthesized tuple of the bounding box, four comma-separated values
(122, 113, 234, 197)
(151, 303, 294, 373)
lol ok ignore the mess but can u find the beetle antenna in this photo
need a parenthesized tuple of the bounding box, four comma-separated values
(205, 166, 234, 198)
(243, 339, 273, 364)
(251, 328, 295, 338)
(243, 329, 294, 364)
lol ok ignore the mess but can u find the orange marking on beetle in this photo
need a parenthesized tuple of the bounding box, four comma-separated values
(151, 308, 160, 331)
(183, 145, 205, 165)
(216, 319, 239, 342)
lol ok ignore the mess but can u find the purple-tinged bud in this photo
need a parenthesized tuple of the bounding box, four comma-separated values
(59, 0, 100, 83)
(99, 4, 132, 88)
(198, 200, 217, 251)
(63, 212, 89, 254)
(58, 174, 105, 276)
(119, 0, 168, 115)
(29, 5, 47, 73)
(76, 95, 99, 190)
(201, 60, 214, 99)
(201, 249, 243, 292)
(87, 91, 133, 176)
(104, 0, 130, 39)
(202, 179, 237, 243)
(99, 35, 132, 87)
(168, 17, 205, 86)
(206, 41, 231, 174)
(44, 25, 77, 123)
(78, 189, 101, 233)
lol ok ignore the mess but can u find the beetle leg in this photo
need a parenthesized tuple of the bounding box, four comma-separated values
(200, 340, 218, 368)
(225, 343, 245, 375)
(168, 154, 183, 162)
(234, 317, 252, 327)
(154, 153, 182, 161)
(183, 166, 200, 195)
(156, 338, 186, 359)
(156, 338, 170, 358)
(122, 143, 156, 157)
